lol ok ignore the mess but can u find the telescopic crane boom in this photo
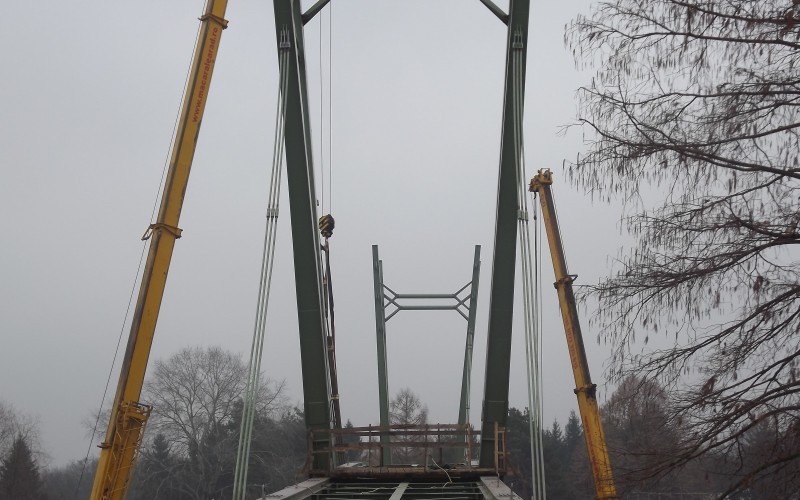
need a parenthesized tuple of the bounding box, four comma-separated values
(90, 2, 229, 498)
(529, 169, 619, 500)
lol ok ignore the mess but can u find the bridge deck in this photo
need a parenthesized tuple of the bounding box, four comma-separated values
(260, 477, 521, 500)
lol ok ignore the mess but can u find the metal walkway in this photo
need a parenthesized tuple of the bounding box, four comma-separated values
(261, 477, 521, 500)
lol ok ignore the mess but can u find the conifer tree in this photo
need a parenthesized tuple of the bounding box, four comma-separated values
(0, 435, 46, 500)
(542, 419, 569, 499)
(563, 410, 582, 454)
(563, 410, 593, 498)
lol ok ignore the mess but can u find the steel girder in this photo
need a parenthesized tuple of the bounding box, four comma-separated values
(273, 0, 333, 471)
(478, 0, 530, 468)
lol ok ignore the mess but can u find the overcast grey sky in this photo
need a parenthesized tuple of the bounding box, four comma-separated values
(0, 0, 626, 467)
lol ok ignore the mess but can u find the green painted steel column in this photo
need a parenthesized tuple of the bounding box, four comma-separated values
(371, 245, 391, 465)
(458, 245, 481, 428)
(479, 0, 530, 468)
(273, 0, 332, 471)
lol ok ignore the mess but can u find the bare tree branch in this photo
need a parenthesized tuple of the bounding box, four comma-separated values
(567, 0, 800, 497)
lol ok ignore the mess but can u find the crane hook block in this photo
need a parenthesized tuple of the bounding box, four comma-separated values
(319, 214, 335, 238)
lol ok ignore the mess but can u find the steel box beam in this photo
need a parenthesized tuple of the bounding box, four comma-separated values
(459, 245, 481, 429)
(479, 0, 530, 468)
(273, 0, 332, 471)
(372, 245, 392, 465)
(479, 0, 509, 24)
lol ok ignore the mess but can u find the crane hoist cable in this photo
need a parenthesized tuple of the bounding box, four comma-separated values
(74, 16, 207, 500)
(317, 2, 334, 215)
(319, 213, 342, 446)
(328, 1, 333, 212)
(231, 32, 290, 500)
(316, 3, 338, 437)
(319, 9, 325, 212)
(533, 186, 545, 458)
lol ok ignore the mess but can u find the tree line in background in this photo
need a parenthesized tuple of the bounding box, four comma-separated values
(0, 347, 308, 500)
(506, 376, 795, 499)
(1, 350, 455, 500)
(1, 346, 796, 499)
(124, 347, 305, 499)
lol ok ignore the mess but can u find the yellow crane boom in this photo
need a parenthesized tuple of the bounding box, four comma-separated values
(90, 1, 229, 498)
(529, 169, 619, 500)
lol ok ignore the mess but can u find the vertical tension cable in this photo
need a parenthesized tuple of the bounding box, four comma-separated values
(232, 35, 290, 500)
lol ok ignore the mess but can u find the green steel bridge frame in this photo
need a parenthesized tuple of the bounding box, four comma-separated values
(272, 0, 529, 487)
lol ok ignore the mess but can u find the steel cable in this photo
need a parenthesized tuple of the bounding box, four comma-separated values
(231, 40, 290, 500)
(73, 11, 206, 499)
(511, 33, 547, 500)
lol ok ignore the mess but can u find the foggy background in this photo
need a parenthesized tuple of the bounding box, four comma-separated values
(0, 0, 626, 466)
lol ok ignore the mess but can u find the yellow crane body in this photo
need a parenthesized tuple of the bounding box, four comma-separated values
(90, 2, 229, 498)
(529, 169, 619, 500)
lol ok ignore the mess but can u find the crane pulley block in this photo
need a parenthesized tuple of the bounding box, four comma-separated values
(528, 168, 553, 192)
(319, 214, 335, 238)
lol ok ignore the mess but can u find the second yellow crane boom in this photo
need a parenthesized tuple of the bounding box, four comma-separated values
(529, 169, 619, 500)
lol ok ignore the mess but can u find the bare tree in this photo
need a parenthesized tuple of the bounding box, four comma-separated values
(601, 377, 687, 495)
(567, 1, 800, 496)
(0, 403, 17, 455)
(141, 346, 284, 500)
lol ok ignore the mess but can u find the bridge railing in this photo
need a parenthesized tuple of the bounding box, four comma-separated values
(305, 423, 508, 476)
